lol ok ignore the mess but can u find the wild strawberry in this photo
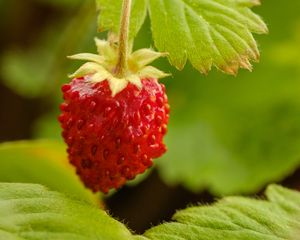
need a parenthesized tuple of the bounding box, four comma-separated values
(59, 38, 170, 193)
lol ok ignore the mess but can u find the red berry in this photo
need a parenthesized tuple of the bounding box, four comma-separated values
(59, 77, 169, 193)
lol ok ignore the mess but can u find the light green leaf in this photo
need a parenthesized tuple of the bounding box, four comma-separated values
(96, 0, 267, 74)
(148, 0, 267, 74)
(0, 140, 97, 205)
(2, 183, 300, 240)
(143, 185, 300, 240)
(96, 0, 148, 39)
(0, 183, 133, 240)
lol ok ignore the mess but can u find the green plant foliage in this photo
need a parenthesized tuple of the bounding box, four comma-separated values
(1, 183, 300, 239)
(96, 0, 148, 39)
(153, 0, 300, 195)
(96, 0, 267, 74)
(143, 185, 300, 239)
(0, 140, 97, 204)
(148, 0, 267, 74)
(0, 183, 132, 240)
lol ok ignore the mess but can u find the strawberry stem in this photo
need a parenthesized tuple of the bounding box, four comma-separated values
(115, 0, 132, 78)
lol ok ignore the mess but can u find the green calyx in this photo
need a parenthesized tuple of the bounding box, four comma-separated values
(68, 38, 170, 96)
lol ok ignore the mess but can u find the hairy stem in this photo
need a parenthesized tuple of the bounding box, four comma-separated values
(115, 0, 132, 78)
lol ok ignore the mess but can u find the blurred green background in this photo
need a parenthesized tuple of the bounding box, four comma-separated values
(0, 0, 300, 233)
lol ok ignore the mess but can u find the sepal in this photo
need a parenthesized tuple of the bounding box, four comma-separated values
(68, 53, 104, 64)
(68, 38, 170, 96)
(139, 66, 170, 79)
(68, 62, 105, 78)
(107, 77, 128, 97)
(129, 49, 168, 69)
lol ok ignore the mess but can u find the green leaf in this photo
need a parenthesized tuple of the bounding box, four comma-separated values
(148, 0, 267, 74)
(2, 183, 300, 240)
(0, 183, 133, 240)
(96, 0, 148, 39)
(0, 140, 97, 205)
(96, 0, 267, 74)
(143, 185, 300, 240)
(1, 183, 300, 239)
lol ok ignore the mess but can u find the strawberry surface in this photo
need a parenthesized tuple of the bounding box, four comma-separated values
(59, 76, 169, 193)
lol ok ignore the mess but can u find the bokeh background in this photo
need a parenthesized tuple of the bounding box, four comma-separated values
(1, 0, 300, 233)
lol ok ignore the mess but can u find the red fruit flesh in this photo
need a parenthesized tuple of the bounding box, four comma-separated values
(59, 77, 169, 193)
